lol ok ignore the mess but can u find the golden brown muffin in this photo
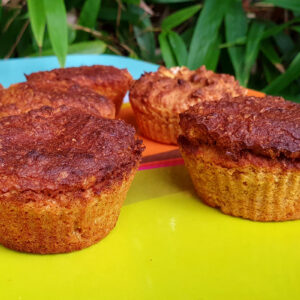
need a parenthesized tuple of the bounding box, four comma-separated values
(130, 66, 246, 144)
(0, 79, 115, 119)
(178, 96, 300, 222)
(0, 105, 144, 254)
(26, 65, 133, 114)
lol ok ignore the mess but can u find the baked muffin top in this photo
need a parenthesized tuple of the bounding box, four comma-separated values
(179, 96, 300, 160)
(26, 65, 133, 102)
(0, 106, 143, 193)
(0, 79, 115, 118)
(130, 66, 246, 116)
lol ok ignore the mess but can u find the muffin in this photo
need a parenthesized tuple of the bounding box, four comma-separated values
(26, 65, 133, 114)
(0, 79, 115, 118)
(178, 96, 300, 222)
(130, 66, 246, 144)
(0, 105, 143, 253)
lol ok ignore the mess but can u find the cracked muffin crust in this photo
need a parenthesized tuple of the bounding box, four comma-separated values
(178, 96, 300, 221)
(26, 65, 133, 114)
(0, 79, 115, 119)
(180, 95, 300, 160)
(130, 66, 246, 144)
(0, 106, 144, 253)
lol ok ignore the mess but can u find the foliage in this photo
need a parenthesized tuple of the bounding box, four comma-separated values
(1, 0, 300, 101)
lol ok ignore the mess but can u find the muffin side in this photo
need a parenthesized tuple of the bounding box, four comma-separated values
(0, 167, 138, 254)
(179, 139, 300, 221)
(179, 96, 300, 221)
(132, 107, 179, 144)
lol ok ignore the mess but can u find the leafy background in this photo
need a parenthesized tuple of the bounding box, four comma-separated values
(1, 0, 300, 101)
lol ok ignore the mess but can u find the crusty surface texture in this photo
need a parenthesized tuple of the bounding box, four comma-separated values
(129, 66, 246, 144)
(0, 168, 138, 254)
(0, 79, 115, 119)
(130, 66, 246, 116)
(180, 95, 300, 160)
(179, 142, 300, 222)
(26, 65, 133, 113)
(0, 105, 143, 194)
(0, 106, 143, 253)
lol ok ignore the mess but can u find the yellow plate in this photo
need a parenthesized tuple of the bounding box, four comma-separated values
(1, 165, 300, 300)
(0, 55, 299, 300)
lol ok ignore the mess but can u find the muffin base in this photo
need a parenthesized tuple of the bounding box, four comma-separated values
(0, 170, 137, 254)
(179, 143, 300, 222)
(132, 107, 179, 145)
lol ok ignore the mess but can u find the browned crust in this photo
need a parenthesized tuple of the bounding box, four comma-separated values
(0, 105, 144, 196)
(129, 66, 246, 144)
(0, 168, 138, 254)
(26, 65, 133, 113)
(130, 66, 246, 116)
(179, 95, 300, 160)
(0, 79, 115, 119)
(179, 142, 300, 222)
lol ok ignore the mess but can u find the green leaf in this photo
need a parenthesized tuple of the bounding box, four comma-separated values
(219, 37, 246, 49)
(263, 52, 300, 94)
(159, 32, 176, 68)
(168, 31, 188, 66)
(181, 27, 194, 46)
(262, 17, 300, 39)
(225, 0, 247, 82)
(77, 0, 102, 41)
(161, 4, 202, 31)
(0, 14, 25, 58)
(131, 6, 156, 61)
(31, 40, 106, 56)
(43, 0, 68, 67)
(16, 21, 36, 57)
(240, 21, 265, 86)
(67, 40, 106, 54)
(262, 58, 280, 84)
(261, 0, 300, 12)
(188, 0, 233, 69)
(204, 34, 221, 71)
(220, 17, 300, 50)
(99, 7, 140, 23)
(291, 25, 300, 33)
(123, 0, 140, 3)
(68, 27, 76, 44)
(278, 93, 300, 103)
(260, 39, 281, 64)
(134, 25, 156, 61)
(281, 82, 300, 99)
(273, 31, 295, 59)
(151, 0, 196, 3)
(27, 0, 46, 47)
